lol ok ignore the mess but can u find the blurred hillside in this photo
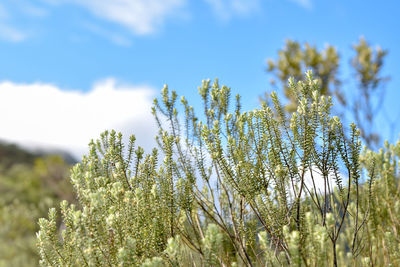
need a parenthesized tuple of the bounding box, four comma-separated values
(0, 142, 76, 267)
(0, 141, 77, 168)
(0, 142, 36, 169)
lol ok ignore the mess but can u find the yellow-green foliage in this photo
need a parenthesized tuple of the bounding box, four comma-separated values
(37, 72, 399, 266)
(0, 156, 73, 267)
(37, 134, 176, 266)
(266, 37, 388, 148)
(358, 141, 400, 266)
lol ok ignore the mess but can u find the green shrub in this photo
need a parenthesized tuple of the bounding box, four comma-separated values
(37, 72, 399, 266)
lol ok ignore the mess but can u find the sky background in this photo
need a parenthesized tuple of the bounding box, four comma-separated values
(0, 0, 399, 159)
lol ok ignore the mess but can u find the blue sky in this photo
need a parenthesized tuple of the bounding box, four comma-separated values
(0, 0, 399, 158)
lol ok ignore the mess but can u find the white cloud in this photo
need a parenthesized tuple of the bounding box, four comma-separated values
(205, 0, 260, 20)
(62, 0, 186, 35)
(289, 0, 312, 9)
(283, 165, 343, 202)
(0, 79, 158, 160)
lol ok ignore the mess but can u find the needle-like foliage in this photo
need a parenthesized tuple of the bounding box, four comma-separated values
(37, 71, 399, 266)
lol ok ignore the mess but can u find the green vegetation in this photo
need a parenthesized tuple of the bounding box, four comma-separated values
(0, 144, 75, 267)
(0, 38, 397, 266)
(266, 37, 388, 149)
(36, 71, 400, 266)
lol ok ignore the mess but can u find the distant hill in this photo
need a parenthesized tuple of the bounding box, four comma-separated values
(33, 148, 78, 165)
(0, 142, 36, 168)
(0, 141, 77, 266)
(0, 141, 78, 169)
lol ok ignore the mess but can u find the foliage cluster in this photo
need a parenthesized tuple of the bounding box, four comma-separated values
(266, 37, 389, 149)
(37, 71, 400, 266)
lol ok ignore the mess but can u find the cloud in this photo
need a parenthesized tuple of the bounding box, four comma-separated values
(204, 0, 260, 20)
(289, 0, 312, 9)
(282, 165, 343, 202)
(0, 0, 186, 43)
(0, 79, 158, 159)
(61, 0, 186, 35)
